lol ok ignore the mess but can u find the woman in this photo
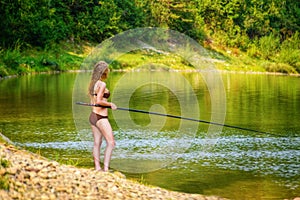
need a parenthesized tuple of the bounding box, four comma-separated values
(88, 61, 117, 172)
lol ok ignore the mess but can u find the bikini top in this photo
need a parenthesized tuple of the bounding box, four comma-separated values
(92, 91, 110, 98)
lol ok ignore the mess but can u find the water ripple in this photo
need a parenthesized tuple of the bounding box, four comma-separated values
(17, 132, 300, 180)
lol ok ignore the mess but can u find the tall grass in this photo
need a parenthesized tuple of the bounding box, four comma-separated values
(0, 41, 85, 77)
(244, 32, 300, 74)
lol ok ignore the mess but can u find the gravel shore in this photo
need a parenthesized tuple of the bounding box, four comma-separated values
(0, 140, 228, 200)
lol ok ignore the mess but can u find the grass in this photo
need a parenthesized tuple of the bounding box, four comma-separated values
(0, 176, 9, 190)
(35, 149, 81, 166)
(0, 158, 10, 168)
(0, 41, 91, 77)
(137, 175, 148, 185)
(0, 134, 11, 191)
(0, 39, 298, 78)
(110, 49, 195, 71)
(0, 158, 10, 190)
(206, 42, 299, 74)
(53, 152, 81, 167)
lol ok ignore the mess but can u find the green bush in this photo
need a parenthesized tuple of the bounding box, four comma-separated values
(258, 33, 280, 60)
(247, 43, 260, 58)
(0, 49, 22, 75)
(277, 48, 300, 67)
(0, 65, 9, 77)
(263, 62, 297, 74)
(277, 32, 300, 69)
(2, 49, 21, 70)
(294, 62, 300, 73)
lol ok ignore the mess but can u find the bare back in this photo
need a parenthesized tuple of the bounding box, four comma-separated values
(91, 80, 109, 116)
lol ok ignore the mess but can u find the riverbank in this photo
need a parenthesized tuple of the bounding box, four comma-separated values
(1, 67, 299, 82)
(0, 40, 299, 79)
(0, 135, 227, 200)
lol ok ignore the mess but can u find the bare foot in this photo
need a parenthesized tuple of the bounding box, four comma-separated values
(95, 167, 103, 172)
(104, 165, 109, 172)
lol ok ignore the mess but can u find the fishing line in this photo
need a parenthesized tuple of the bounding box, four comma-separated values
(75, 102, 286, 137)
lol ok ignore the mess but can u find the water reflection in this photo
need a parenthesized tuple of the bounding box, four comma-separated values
(0, 72, 299, 199)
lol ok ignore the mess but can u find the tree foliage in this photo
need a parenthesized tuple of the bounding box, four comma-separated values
(0, 0, 146, 47)
(0, 0, 299, 73)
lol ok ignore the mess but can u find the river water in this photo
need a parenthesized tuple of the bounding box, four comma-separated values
(0, 71, 299, 199)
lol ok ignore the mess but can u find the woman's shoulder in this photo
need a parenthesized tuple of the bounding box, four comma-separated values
(95, 80, 106, 88)
(94, 81, 106, 95)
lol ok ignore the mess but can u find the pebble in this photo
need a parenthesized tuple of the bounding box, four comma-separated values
(0, 141, 258, 200)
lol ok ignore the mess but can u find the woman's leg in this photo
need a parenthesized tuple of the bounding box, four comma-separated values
(91, 125, 103, 171)
(96, 119, 115, 172)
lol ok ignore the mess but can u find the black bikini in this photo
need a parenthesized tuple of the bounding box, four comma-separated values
(92, 91, 110, 98)
(89, 91, 110, 126)
(89, 112, 108, 126)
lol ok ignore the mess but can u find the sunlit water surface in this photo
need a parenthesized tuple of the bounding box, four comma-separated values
(0, 71, 299, 200)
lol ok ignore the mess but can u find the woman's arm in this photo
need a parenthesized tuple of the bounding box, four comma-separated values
(95, 82, 117, 110)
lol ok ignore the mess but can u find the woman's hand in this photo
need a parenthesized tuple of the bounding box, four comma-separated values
(110, 103, 117, 110)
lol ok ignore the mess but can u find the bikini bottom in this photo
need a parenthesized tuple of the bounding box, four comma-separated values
(89, 112, 108, 126)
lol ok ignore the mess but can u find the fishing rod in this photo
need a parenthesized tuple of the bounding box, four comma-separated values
(76, 102, 273, 136)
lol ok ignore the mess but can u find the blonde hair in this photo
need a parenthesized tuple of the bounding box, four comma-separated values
(88, 61, 109, 96)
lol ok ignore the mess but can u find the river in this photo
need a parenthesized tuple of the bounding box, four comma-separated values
(0, 71, 299, 199)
